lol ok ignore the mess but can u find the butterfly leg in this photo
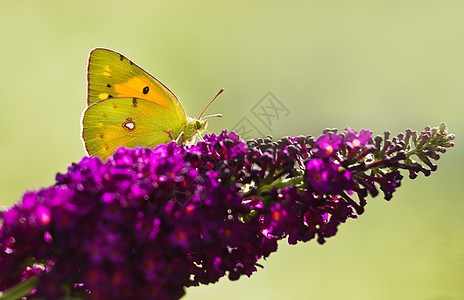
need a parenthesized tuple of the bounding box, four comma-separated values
(195, 130, 204, 142)
(175, 131, 185, 145)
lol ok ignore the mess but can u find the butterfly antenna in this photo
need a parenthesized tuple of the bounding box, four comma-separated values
(202, 113, 223, 119)
(199, 88, 224, 119)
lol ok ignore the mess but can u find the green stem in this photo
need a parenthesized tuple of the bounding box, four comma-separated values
(260, 173, 305, 192)
(0, 275, 39, 300)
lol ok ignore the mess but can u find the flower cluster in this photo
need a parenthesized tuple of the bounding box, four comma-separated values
(0, 124, 454, 299)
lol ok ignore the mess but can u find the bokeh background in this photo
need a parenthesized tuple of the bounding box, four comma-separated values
(1, 1, 463, 299)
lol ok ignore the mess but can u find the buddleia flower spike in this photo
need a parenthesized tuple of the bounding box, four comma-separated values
(0, 123, 454, 299)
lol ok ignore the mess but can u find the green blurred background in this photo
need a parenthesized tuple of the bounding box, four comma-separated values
(1, 1, 462, 299)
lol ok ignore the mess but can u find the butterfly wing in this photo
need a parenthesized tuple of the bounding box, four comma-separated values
(81, 97, 185, 160)
(87, 48, 186, 123)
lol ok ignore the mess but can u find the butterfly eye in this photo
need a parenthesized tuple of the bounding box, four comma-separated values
(143, 86, 149, 94)
(195, 120, 202, 129)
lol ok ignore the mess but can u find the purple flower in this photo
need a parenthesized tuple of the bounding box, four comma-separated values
(305, 158, 333, 193)
(313, 134, 342, 157)
(0, 124, 454, 299)
(305, 158, 355, 194)
(344, 128, 372, 148)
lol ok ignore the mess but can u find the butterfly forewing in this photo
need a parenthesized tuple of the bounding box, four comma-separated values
(87, 48, 187, 123)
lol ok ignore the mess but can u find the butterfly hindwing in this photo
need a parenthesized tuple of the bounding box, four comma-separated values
(87, 48, 186, 123)
(82, 97, 185, 159)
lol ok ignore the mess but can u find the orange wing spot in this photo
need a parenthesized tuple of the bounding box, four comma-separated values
(113, 77, 169, 108)
(100, 129, 122, 140)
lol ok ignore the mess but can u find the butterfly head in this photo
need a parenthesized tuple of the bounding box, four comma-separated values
(195, 119, 208, 132)
(183, 88, 223, 143)
(182, 117, 208, 143)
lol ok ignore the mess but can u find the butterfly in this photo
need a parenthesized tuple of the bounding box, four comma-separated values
(81, 48, 221, 160)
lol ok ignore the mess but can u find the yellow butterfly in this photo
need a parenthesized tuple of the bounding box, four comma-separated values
(81, 48, 221, 160)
